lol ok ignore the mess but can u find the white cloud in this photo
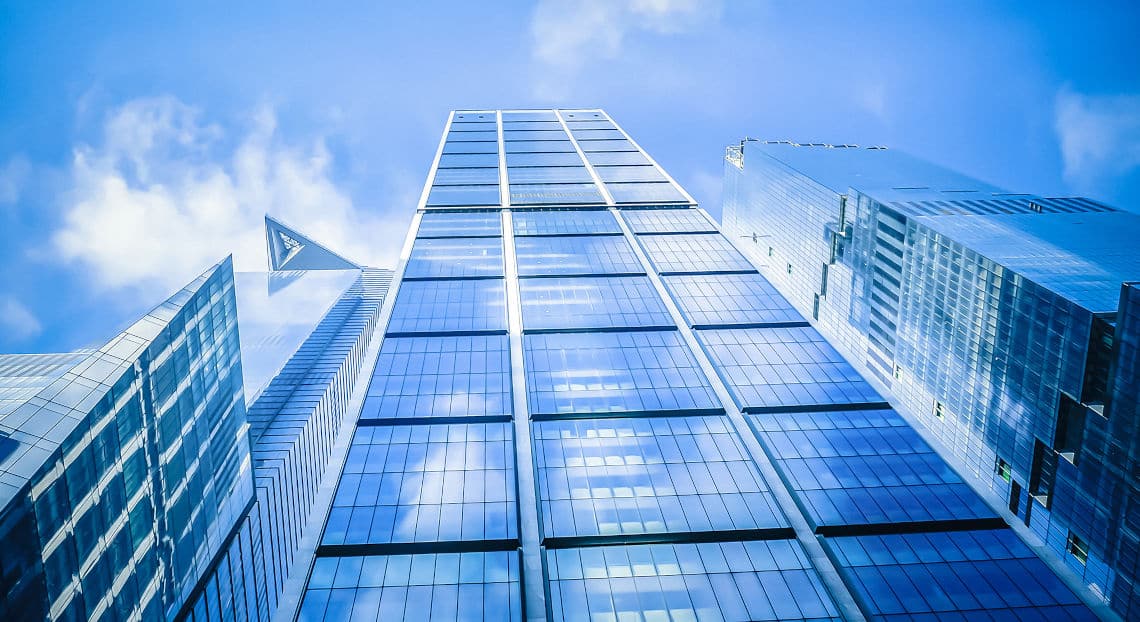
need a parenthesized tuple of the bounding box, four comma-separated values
(529, 0, 720, 99)
(1054, 88, 1140, 188)
(52, 96, 387, 296)
(0, 156, 31, 205)
(0, 297, 43, 341)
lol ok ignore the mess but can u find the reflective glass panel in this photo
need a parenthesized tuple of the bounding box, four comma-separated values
(502, 130, 568, 141)
(585, 151, 651, 166)
(515, 235, 642, 276)
(523, 331, 719, 415)
(520, 276, 672, 331)
(500, 121, 563, 131)
(579, 139, 637, 152)
(362, 335, 511, 420)
(663, 273, 804, 327)
(506, 167, 593, 184)
(607, 182, 688, 204)
(417, 211, 502, 238)
(388, 279, 507, 335)
(504, 141, 576, 154)
(697, 327, 883, 411)
(826, 530, 1094, 619)
(452, 112, 495, 123)
(750, 409, 996, 527)
(546, 540, 840, 622)
(443, 141, 498, 155)
(570, 129, 624, 141)
(502, 111, 557, 122)
(621, 209, 716, 234)
(512, 210, 620, 236)
(534, 416, 785, 538)
(405, 238, 504, 279)
(299, 551, 521, 622)
(505, 152, 585, 167)
(594, 165, 667, 183)
(432, 168, 500, 186)
(510, 183, 605, 206)
(323, 423, 516, 545)
(438, 153, 499, 168)
(426, 185, 500, 208)
(445, 130, 498, 142)
(565, 120, 614, 130)
(638, 234, 754, 273)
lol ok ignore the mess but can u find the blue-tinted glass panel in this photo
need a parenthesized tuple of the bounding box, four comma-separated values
(452, 112, 495, 123)
(417, 211, 502, 238)
(638, 233, 754, 273)
(426, 185, 500, 208)
(534, 416, 784, 538)
(502, 120, 563, 130)
(697, 327, 883, 411)
(505, 152, 584, 167)
(622, 209, 715, 234)
(663, 273, 804, 326)
(405, 238, 504, 279)
(506, 167, 592, 184)
(570, 129, 624, 141)
(579, 139, 637, 152)
(502, 111, 557, 122)
(565, 120, 614, 130)
(585, 151, 651, 166)
(504, 141, 576, 154)
(362, 335, 511, 420)
(300, 551, 521, 622)
(445, 130, 498, 142)
(520, 276, 672, 331)
(546, 540, 840, 622)
(515, 235, 642, 277)
(443, 141, 498, 155)
(594, 165, 667, 183)
(388, 279, 507, 334)
(523, 331, 719, 415)
(826, 530, 1095, 619)
(512, 210, 620, 236)
(607, 182, 688, 204)
(438, 153, 499, 168)
(750, 409, 996, 527)
(502, 130, 568, 141)
(432, 168, 500, 186)
(510, 183, 605, 206)
(323, 423, 516, 545)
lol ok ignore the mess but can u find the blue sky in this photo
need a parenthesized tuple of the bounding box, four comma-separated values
(1, 1, 1138, 353)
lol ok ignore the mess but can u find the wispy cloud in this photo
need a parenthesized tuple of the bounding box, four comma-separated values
(529, 0, 720, 100)
(1054, 87, 1140, 190)
(52, 96, 386, 296)
(0, 156, 30, 205)
(0, 297, 43, 342)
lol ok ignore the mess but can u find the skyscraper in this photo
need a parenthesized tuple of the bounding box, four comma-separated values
(721, 139, 1138, 618)
(0, 110, 1110, 621)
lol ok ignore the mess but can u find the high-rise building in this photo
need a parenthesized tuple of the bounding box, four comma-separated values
(283, 109, 1102, 621)
(721, 139, 1138, 618)
(0, 110, 1111, 621)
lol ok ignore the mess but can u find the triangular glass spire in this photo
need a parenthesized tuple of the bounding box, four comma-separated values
(265, 215, 360, 271)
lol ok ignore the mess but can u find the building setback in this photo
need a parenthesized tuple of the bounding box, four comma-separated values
(722, 138, 1138, 619)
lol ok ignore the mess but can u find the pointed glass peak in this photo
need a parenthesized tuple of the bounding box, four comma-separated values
(265, 215, 360, 271)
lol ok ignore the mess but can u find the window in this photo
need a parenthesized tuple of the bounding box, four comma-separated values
(786, 263, 793, 274)
(768, 246, 774, 257)
(995, 458, 1012, 483)
(933, 401, 946, 420)
(1067, 532, 1089, 565)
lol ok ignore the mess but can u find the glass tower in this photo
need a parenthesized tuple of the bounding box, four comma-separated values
(285, 110, 1102, 621)
(722, 139, 1138, 619)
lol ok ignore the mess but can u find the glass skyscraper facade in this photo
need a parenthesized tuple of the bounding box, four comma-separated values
(0, 109, 1112, 621)
(722, 139, 1137, 619)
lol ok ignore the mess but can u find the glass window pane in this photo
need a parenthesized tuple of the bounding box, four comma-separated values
(579, 139, 638, 152)
(432, 168, 500, 186)
(512, 210, 620, 236)
(825, 530, 1088, 618)
(621, 209, 715, 234)
(515, 235, 642, 276)
(427, 185, 500, 207)
(502, 111, 557, 122)
(560, 111, 605, 121)
(570, 129, 625, 141)
(504, 141, 576, 154)
(501, 121, 563, 131)
(565, 120, 614, 131)
(506, 167, 593, 184)
(510, 183, 605, 206)
(523, 330, 719, 415)
(520, 276, 672, 331)
(503, 130, 569, 141)
(362, 335, 511, 420)
(418, 211, 502, 238)
(534, 416, 785, 538)
(546, 541, 839, 622)
(405, 238, 504, 278)
(607, 182, 688, 204)
(638, 234, 754, 274)
(585, 151, 651, 166)
(663, 273, 804, 327)
(453, 112, 496, 123)
(438, 153, 500, 168)
(443, 141, 499, 154)
(506, 152, 585, 167)
(323, 423, 517, 545)
(697, 327, 883, 411)
(446, 130, 498, 142)
(750, 409, 997, 528)
(388, 279, 507, 334)
(594, 166, 667, 183)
